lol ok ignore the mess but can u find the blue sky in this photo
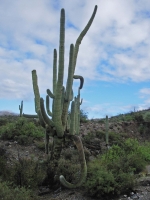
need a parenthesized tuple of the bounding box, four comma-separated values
(1, 0, 150, 119)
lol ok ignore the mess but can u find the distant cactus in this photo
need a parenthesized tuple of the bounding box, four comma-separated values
(23, 5, 97, 188)
(105, 115, 109, 147)
(19, 100, 23, 117)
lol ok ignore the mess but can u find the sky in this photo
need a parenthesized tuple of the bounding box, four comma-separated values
(1, 0, 150, 119)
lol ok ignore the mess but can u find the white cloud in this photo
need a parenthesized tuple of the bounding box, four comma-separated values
(1, 0, 150, 112)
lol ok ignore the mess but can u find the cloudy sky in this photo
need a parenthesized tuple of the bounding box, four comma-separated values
(1, 0, 150, 119)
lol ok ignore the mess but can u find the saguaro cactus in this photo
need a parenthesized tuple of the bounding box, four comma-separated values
(105, 115, 109, 147)
(23, 5, 97, 188)
(19, 100, 23, 117)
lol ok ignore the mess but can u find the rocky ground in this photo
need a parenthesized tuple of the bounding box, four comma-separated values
(0, 117, 150, 200)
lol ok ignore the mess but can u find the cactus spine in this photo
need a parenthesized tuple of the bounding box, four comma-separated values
(24, 5, 97, 189)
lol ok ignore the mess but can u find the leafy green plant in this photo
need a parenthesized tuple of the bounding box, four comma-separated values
(0, 117, 44, 144)
(80, 109, 88, 123)
(84, 139, 149, 198)
(143, 111, 150, 122)
(6, 157, 46, 189)
(0, 181, 39, 200)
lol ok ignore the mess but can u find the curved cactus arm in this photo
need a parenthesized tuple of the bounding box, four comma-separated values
(46, 95, 52, 117)
(23, 114, 38, 118)
(73, 75, 84, 89)
(47, 89, 55, 99)
(73, 5, 98, 73)
(40, 98, 54, 127)
(60, 135, 87, 188)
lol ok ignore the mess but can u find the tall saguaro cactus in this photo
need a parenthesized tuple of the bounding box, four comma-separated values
(23, 5, 97, 188)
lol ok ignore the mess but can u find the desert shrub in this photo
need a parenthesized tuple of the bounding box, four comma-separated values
(98, 119, 105, 123)
(0, 181, 39, 200)
(34, 140, 45, 151)
(84, 162, 115, 197)
(3, 157, 46, 189)
(139, 142, 150, 163)
(143, 112, 150, 122)
(134, 114, 144, 123)
(57, 148, 81, 184)
(123, 114, 134, 121)
(0, 117, 44, 144)
(83, 132, 95, 144)
(96, 131, 105, 140)
(80, 109, 88, 123)
(58, 158, 80, 184)
(0, 155, 9, 179)
(84, 139, 148, 198)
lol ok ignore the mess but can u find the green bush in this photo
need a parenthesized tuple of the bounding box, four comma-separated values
(84, 139, 148, 198)
(80, 109, 88, 123)
(143, 112, 150, 122)
(139, 142, 150, 163)
(0, 117, 44, 144)
(0, 181, 39, 200)
(57, 148, 80, 184)
(0, 155, 46, 190)
(8, 157, 46, 189)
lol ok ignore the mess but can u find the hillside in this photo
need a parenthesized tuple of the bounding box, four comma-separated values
(0, 110, 150, 200)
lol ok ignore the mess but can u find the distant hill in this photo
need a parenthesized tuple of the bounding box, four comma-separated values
(0, 111, 19, 116)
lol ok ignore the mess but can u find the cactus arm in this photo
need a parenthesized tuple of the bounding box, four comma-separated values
(61, 44, 74, 128)
(65, 44, 74, 101)
(53, 8, 65, 138)
(40, 98, 54, 127)
(69, 100, 76, 135)
(53, 49, 57, 94)
(22, 114, 38, 118)
(46, 95, 52, 117)
(47, 89, 55, 99)
(73, 5, 97, 73)
(73, 75, 84, 89)
(75, 92, 80, 135)
(32, 70, 40, 111)
(60, 135, 87, 188)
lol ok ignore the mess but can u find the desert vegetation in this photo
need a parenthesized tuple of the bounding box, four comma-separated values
(0, 111, 150, 199)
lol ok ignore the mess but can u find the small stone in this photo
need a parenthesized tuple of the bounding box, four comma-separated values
(130, 192, 134, 195)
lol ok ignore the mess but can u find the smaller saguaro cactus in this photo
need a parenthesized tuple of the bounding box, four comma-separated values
(19, 100, 23, 117)
(105, 115, 109, 147)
